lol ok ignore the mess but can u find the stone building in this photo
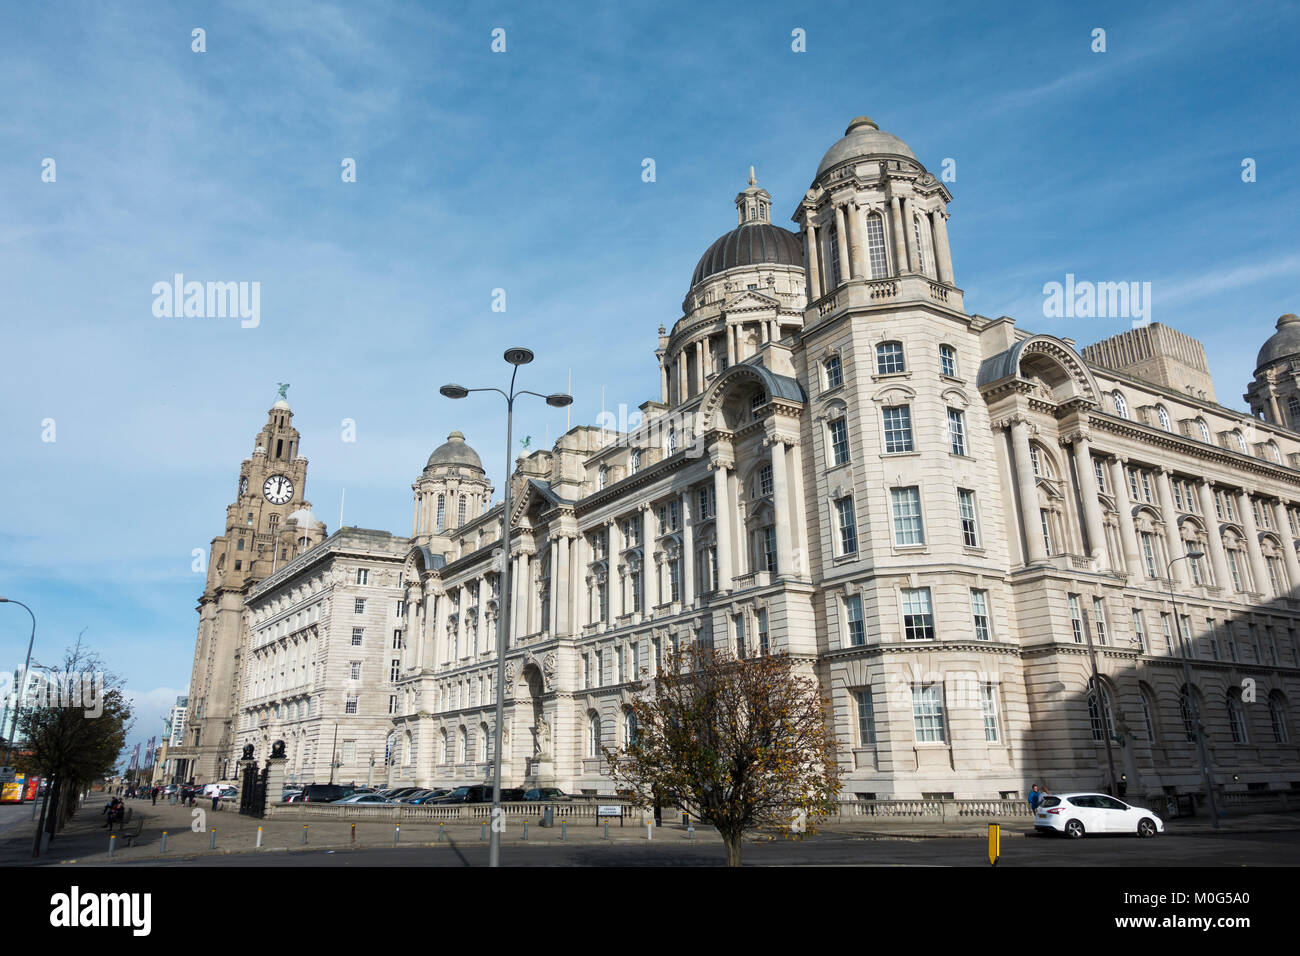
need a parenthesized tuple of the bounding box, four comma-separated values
(183, 116, 1300, 808)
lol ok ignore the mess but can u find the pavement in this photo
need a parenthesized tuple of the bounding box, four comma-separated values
(4, 796, 1299, 866)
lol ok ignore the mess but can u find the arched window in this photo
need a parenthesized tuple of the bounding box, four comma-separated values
(458, 726, 467, 763)
(1227, 691, 1249, 744)
(876, 341, 906, 375)
(457, 497, 467, 526)
(1156, 405, 1171, 430)
(865, 212, 888, 278)
(1232, 430, 1246, 452)
(667, 428, 678, 455)
(439, 729, 448, 765)
(588, 712, 602, 757)
(630, 448, 641, 473)
(624, 709, 638, 747)
(1197, 418, 1211, 442)
(478, 722, 490, 762)
(827, 224, 842, 286)
(1113, 391, 1129, 419)
(436, 494, 446, 531)
(598, 465, 608, 490)
(1087, 679, 1116, 742)
(939, 344, 958, 378)
(1270, 693, 1290, 744)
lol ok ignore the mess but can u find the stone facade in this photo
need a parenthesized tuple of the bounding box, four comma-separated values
(185, 116, 1300, 808)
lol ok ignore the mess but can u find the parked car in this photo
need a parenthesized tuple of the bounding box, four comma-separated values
(281, 790, 303, 803)
(500, 788, 527, 802)
(383, 787, 424, 801)
(398, 789, 449, 804)
(521, 788, 570, 802)
(332, 793, 398, 805)
(298, 784, 355, 803)
(218, 785, 239, 800)
(432, 785, 497, 804)
(1034, 793, 1164, 838)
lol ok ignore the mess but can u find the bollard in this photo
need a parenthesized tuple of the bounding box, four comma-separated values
(604, 821, 610, 841)
(160, 831, 168, 853)
(209, 829, 216, 849)
(438, 822, 445, 842)
(561, 820, 567, 841)
(394, 825, 401, 846)
(646, 821, 653, 840)
(481, 822, 487, 841)
(256, 827, 263, 849)
(522, 822, 528, 841)
(351, 823, 356, 844)
(688, 824, 695, 841)
(302, 825, 308, 845)
(109, 834, 116, 856)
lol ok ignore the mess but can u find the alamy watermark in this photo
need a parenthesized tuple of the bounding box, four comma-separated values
(1, 668, 104, 717)
(1042, 273, 1151, 327)
(152, 274, 260, 328)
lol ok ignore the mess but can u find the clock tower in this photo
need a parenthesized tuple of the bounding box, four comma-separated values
(174, 392, 327, 784)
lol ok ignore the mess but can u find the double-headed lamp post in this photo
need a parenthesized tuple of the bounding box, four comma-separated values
(0, 597, 37, 772)
(441, 347, 572, 868)
(1167, 550, 1220, 829)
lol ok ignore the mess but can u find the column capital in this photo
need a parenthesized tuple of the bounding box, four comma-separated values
(1061, 427, 1092, 444)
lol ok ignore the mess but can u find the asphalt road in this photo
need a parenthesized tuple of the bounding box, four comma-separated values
(106, 829, 1300, 867)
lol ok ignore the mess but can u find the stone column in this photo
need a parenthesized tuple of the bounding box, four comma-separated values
(889, 197, 906, 277)
(677, 351, 687, 404)
(711, 457, 733, 592)
(851, 201, 869, 280)
(681, 492, 694, 606)
(1010, 419, 1047, 564)
(787, 442, 808, 575)
(609, 520, 624, 619)
(1155, 469, 1189, 588)
(1194, 481, 1230, 589)
(556, 535, 570, 635)
(411, 496, 419, 536)
(833, 204, 850, 286)
(659, 362, 668, 405)
(508, 554, 520, 642)
(571, 534, 587, 629)
(548, 540, 560, 635)
(726, 323, 735, 366)
(1109, 457, 1143, 576)
(641, 504, 654, 604)
(1274, 499, 1300, 592)
(1268, 392, 1283, 425)
(931, 209, 954, 285)
(805, 223, 821, 300)
(901, 197, 919, 273)
(697, 340, 706, 392)
(1237, 489, 1270, 595)
(770, 439, 792, 575)
(1070, 436, 1108, 569)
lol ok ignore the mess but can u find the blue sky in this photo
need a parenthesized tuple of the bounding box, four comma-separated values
(1, 0, 1296, 762)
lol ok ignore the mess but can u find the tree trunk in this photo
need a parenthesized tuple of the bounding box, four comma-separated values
(724, 833, 744, 867)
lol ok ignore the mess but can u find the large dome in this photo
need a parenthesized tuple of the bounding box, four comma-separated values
(815, 116, 917, 179)
(425, 430, 483, 472)
(690, 222, 803, 288)
(1256, 314, 1300, 371)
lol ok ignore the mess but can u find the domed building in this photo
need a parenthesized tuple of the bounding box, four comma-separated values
(186, 116, 1300, 810)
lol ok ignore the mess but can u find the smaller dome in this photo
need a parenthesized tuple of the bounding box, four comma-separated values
(425, 430, 484, 472)
(287, 508, 323, 529)
(815, 115, 918, 179)
(1255, 314, 1300, 371)
(272, 399, 291, 410)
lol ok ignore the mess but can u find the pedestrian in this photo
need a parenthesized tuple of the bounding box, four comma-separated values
(151, 786, 158, 806)
(1028, 784, 1043, 812)
(102, 797, 114, 828)
(111, 800, 125, 831)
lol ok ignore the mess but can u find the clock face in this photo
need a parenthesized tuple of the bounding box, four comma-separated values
(263, 474, 294, 505)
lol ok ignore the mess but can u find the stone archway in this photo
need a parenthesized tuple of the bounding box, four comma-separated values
(516, 663, 555, 786)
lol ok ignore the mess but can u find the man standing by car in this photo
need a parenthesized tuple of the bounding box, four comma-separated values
(1028, 784, 1043, 813)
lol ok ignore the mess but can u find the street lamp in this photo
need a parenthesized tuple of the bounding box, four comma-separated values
(441, 347, 572, 868)
(0, 597, 37, 773)
(1167, 549, 1220, 829)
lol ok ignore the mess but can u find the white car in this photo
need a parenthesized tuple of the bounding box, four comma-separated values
(331, 793, 398, 805)
(1034, 792, 1164, 838)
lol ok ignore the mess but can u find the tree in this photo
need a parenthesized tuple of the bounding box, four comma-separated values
(17, 639, 131, 855)
(604, 646, 841, 866)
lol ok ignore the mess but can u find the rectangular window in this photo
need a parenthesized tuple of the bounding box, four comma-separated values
(396, 599, 406, 617)
(836, 496, 859, 554)
(882, 405, 914, 453)
(697, 486, 712, 520)
(912, 684, 946, 743)
(1207, 619, 1219, 660)
(829, 417, 850, 466)
(866, 215, 888, 278)
(828, 225, 841, 286)
(981, 683, 1001, 742)
(1226, 549, 1243, 590)
(735, 614, 746, 658)
(392, 630, 403, 649)
(855, 690, 876, 745)
(583, 655, 591, 688)
(971, 589, 991, 641)
(1041, 510, 1054, 556)
(1141, 533, 1158, 578)
(1160, 613, 1174, 654)
(389, 695, 398, 715)
(901, 588, 934, 640)
(345, 695, 358, 715)
(351, 627, 363, 646)
(1092, 597, 1108, 646)
(891, 486, 924, 546)
(1140, 472, 1153, 503)
(1128, 468, 1141, 500)
(876, 341, 906, 374)
(354, 598, 366, 614)
(1068, 595, 1084, 643)
(957, 489, 979, 547)
(1093, 459, 1107, 493)
(350, 661, 362, 679)
(390, 659, 400, 681)
(757, 608, 769, 654)
(356, 568, 368, 585)
(946, 408, 967, 456)
(939, 344, 957, 378)
(761, 526, 777, 573)
(824, 354, 843, 389)
(1131, 609, 1146, 652)
(758, 465, 774, 497)
(846, 593, 865, 646)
